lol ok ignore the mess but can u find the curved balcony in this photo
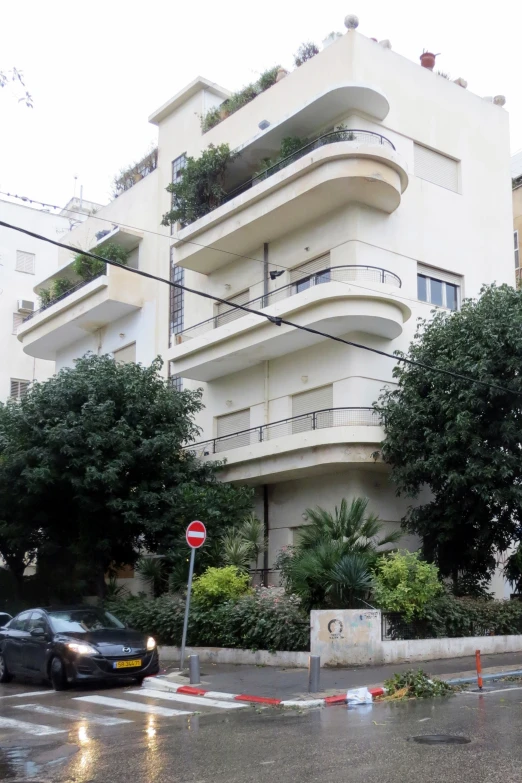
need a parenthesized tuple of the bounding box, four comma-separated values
(168, 266, 410, 381)
(174, 130, 409, 274)
(179, 265, 401, 342)
(186, 407, 384, 484)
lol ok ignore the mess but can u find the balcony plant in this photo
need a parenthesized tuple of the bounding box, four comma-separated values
(200, 66, 281, 133)
(294, 41, 319, 67)
(162, 143, 236, 226)
(38, 277, 74, 309)
(112, 147, 158, 198)
(72, 242, 129, 281)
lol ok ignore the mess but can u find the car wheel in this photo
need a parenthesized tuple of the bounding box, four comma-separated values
(134, 676, 145, 686)
(50, 656, 68, 691)
(0, 652, 12, 683)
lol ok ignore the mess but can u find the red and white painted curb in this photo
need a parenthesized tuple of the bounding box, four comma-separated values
(143, 676, 385, 708)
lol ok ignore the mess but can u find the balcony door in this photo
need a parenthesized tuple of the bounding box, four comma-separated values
(291, 385, 333, 434)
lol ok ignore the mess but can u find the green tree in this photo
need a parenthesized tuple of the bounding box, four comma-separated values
(161, 144, 235, 226)
(372, 551, 443, 620)
(0, 354, 252, 598)
(278, 498, 400, 610)
(376, 284, 522, 585)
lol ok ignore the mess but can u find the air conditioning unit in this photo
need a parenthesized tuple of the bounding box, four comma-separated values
(17, 299, 35, 314)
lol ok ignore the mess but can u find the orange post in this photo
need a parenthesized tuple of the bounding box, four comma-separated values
(475, 649, 483, 690)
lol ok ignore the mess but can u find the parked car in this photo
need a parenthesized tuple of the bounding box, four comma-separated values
(0, 606, 159, 690)
(0, 613, 12, 629)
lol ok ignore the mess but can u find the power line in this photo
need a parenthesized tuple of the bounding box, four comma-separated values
(1, 218, 520, 398)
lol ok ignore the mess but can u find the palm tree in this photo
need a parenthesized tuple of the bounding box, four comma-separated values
(221, 515, 267, 572)
(280, 497, 401, 610)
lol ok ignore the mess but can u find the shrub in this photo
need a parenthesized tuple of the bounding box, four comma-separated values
(106, 588, 309, 651)
(38, 277, 72, 309)
(257, 65, 281, 92)
(372, 551, 443, 621)
(201, 105, 222, 133)
(294, 42, 319, 67)
(200, 66, 281, 133)
(73, 242, 129, 282)
(192, 566, 251, 607)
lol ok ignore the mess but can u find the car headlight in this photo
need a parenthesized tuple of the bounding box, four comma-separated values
(66, 642, 98, 656)
(146, 637, 156, 651)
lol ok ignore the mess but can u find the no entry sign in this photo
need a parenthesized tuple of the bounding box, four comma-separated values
(186, 520, 207, 549)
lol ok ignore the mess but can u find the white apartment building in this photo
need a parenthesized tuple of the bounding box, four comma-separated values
(17, 27, 514, 580)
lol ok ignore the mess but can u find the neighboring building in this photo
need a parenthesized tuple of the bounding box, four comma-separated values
(513, 165, 522, 284)
(17, 28, 514, 585)
(0, 200, 73, 402)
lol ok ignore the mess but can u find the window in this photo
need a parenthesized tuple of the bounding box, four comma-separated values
(291, 385, 333, 433)
(515, 231, 520, 272)
(417, 268, 460, 311)
(12, 312, 24, 334)
(216, 408, 251, 451)
(10, 611, 32, 632)
(171, 154, 186, 234)
(169, 254, 184, 344)
(290, 253, 331, 284)
(16, 250, 35, 274)
(414, 143, 459, 193)
(216, 289, 251, 326)
(113, 343, 136, 364)
(10, 378, 30, 399)
(168, 362, 183, 392)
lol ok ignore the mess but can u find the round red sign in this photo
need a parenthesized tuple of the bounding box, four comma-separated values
(186, 520, 207, 549)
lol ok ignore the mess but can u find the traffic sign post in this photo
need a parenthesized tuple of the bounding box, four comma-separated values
(180, 521, 207, 671)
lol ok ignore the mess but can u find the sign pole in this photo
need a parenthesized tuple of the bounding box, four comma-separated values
(180, 546, 196, 671)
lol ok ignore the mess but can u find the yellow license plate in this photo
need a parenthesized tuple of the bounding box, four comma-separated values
(114, 659, 142, 669)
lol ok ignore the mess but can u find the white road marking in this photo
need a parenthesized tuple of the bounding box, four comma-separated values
(129, 688, 247, 710)
(74, 695, 192, 717)
(0, 690, 54, 699)
(14, 703, 133, 725)
(0, 715, 66, 736)
(204, 691, 237, 700)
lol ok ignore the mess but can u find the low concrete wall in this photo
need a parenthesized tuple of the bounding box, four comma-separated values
(310, 609, 522, 666)
(382, 634, 522, 664)
(158, 645, 309, 667)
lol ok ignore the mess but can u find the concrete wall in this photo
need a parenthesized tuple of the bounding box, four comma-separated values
(310, 609, 522, 666)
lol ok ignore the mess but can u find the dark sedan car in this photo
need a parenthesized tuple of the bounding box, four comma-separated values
(0, 606, 159, 690)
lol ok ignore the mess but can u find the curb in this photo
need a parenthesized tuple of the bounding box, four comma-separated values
(143, 676, 386, 708)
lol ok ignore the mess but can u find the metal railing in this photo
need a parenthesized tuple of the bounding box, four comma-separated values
(176, 265, 401, 341)
(223, 129, 396, 203)
(186, 407, 381, 457)
(23, 273, 104, 323)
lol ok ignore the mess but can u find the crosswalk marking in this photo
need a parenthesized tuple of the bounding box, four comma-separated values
(14, 703, 133, 725)
(0, 715, 66, 736)
(74, 695, 192, 717)
(129, 688, 247, 710)
(0, 690, 54, 700)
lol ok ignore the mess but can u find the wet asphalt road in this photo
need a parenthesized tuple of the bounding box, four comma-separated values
(1, 679, 522, 782)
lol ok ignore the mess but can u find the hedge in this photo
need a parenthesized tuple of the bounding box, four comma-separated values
(387, 595, 522, 640)
(106, 588, 310, 652)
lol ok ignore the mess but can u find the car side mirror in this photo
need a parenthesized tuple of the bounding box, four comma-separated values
(30, 627, 47, 637)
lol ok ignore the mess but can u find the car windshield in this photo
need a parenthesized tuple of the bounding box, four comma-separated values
(47, 609, 125, 633)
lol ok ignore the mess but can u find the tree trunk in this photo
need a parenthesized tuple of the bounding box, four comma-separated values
(94, 564, 107, 601)
(3, 553, 27, 598)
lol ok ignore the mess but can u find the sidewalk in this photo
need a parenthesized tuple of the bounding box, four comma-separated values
(162, 651, 522, 700)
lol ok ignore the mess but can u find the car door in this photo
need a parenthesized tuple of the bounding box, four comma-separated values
(23, 612, 52, 678)
(2, 611, 32, 674)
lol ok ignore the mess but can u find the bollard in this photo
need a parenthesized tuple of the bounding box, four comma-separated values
(475, 649, 483, 690)
(308, 655, 320, 693)
(189, 654, 200, 685)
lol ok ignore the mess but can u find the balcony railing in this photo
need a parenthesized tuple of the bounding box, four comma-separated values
(186, 407, 381, 457)
(23, 275, 103, 323)
(176, 265, 402, 342)
(224, 129, 396, 204)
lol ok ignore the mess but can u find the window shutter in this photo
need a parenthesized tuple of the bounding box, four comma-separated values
(290, 253, 331, 284)
(216, 289, 251, 326)
(10, 379, 30, 399)
(113, 343, 136, 364)
(414, 144, 459, 192)
(292, 385, 333, 417)
(216, 408, 251, 452)
(16, 251, 35, 274)
(12, 313, 24, 334)
(417, 264, 461, 287)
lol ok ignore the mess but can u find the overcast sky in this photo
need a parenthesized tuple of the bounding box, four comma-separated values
(1, 0, 521, 210)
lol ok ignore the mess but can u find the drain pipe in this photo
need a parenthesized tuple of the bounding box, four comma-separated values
(263, 242, 269, 303)
(262, 242, 270, 588)
(263, 484, 269, 587)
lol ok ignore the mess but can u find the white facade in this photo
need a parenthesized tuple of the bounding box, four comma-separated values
(17, 31, 514, 585)
(0, 200, 74, 402)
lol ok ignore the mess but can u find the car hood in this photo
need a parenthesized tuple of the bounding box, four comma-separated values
(56, 629, 147, 652)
